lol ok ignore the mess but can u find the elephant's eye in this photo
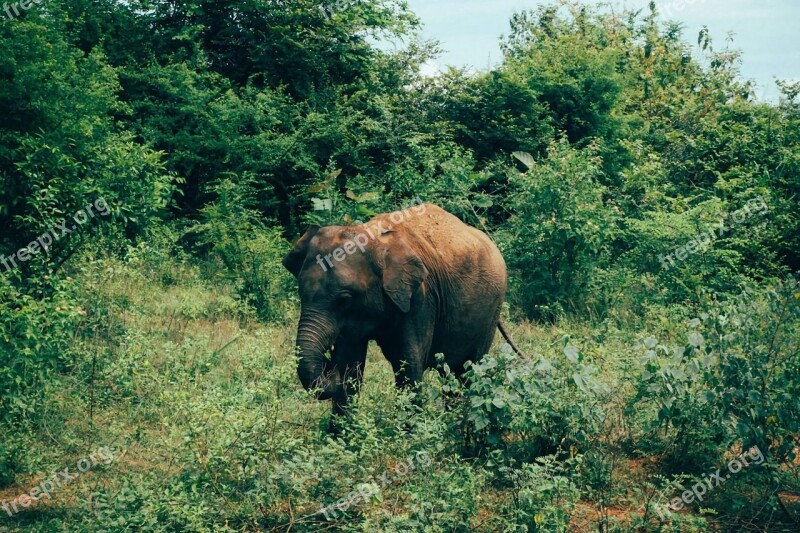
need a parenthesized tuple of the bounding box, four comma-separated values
(334, 292, 353, 307)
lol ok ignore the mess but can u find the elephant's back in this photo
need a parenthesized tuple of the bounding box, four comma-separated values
(388, 204, 507, 293)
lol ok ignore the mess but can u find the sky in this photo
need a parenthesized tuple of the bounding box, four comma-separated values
(403, 0, 800, 102)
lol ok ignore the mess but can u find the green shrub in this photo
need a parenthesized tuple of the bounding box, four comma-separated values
(508, 455, 582, 532)
(452, 341, 609, 465)
(631, 277, 800, 525)
(501, 139, 620, 320)
(190, 178, 293, 322)
(0, 275, 83, 424)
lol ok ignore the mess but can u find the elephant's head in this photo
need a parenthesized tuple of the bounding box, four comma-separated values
(282, 223, 428, 399)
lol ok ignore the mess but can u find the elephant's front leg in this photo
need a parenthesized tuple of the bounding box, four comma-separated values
(330, 337, 368, 422)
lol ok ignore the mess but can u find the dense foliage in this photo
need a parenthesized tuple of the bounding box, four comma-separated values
(1, 1, 798, 531)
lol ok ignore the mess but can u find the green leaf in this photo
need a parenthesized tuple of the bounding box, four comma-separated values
(564, 346, 580, 363)
(307, 183, 331, 194)
(311, 198, 333, 211)
(688, 333, 704, 347)
(473, 196, 493, 209)
(512, 151, 536, 169)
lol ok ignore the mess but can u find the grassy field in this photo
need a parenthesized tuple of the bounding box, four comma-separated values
(1, 241, 797, 532)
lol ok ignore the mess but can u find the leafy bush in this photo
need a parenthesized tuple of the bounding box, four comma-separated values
(507, 455, 583, 531)
(450, 341, 609, 465)
(0, 276, 84, 423)
(633, 277, 800, 477)
(190, 179, 293, 321)
(501, 139, 620, 320)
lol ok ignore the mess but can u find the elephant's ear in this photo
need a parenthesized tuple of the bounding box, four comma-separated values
(282, 225, 320, 277)
(380, 240, 428, 313)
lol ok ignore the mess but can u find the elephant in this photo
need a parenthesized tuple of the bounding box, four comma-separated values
(282, 202, 520, 422)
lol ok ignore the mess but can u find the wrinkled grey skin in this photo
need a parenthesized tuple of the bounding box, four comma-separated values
(282, 204, 507, 424)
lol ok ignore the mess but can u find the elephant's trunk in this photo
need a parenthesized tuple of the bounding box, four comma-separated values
(295, 310, 341, 400)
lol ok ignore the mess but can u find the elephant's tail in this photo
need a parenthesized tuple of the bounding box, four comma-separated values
(497, 320, 526, 358)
